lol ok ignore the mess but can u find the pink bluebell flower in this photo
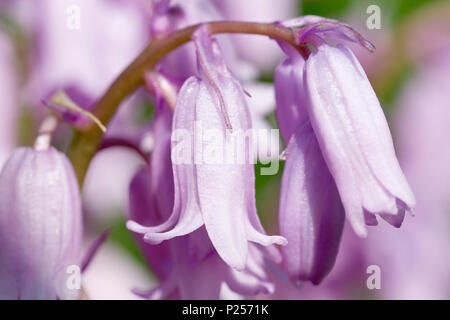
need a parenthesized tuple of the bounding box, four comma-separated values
(275, 41, 345, 284)
(274, 18, 415, 285)
(279, 123, 344, 285)
(128, 94, 276, 299)
(304, 43, 415, 236)
(128, 26, 286, 271)
(0, 146, 82, 299)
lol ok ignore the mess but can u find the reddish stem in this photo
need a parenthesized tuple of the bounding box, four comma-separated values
(67, 21, 299, 185)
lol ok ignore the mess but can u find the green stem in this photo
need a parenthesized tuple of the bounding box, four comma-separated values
(67, 21, 298, 186)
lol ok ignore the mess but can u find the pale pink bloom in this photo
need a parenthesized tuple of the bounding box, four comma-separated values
(128, 95, 277, 299)
(269, 223, 368, 299)
(273, 18, 414, 286)
(0, 147, 82, 299)
(128, 27, 286, 271)
(304, 44, 415, 237)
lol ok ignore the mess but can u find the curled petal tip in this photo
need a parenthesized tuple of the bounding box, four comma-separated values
(126, 220, 146, 234)
(247, 226, 288, 247)
(381, 209, 406, 228)
(361, 37, 376, 53)
(143, 234, 164, 245)
(277, 237, 289, 246)
(291, 18, 377, 53)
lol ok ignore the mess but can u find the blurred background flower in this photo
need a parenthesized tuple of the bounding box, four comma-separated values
(0, 0, 449, 299)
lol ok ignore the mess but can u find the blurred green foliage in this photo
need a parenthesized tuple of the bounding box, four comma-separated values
(108, 217, 148, 267)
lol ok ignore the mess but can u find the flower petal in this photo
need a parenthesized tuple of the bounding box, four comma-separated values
(274, 55, 308, 143)
(304, 44, 415, 236)
(279, 123, 344, 284)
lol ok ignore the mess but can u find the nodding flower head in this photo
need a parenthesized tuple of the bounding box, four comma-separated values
(128, 80, 279, 299)
(0, 146, 82, 299)
(274, 17, 414, 284)
(278, 122, 345, 285)
(304, 43, 415, 236)
(127, 26, 287, 271)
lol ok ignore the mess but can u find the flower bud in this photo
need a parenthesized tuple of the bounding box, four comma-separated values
(0, 147, 82, 299)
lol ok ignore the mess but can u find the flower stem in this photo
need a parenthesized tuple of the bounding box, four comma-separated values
(67, 21, 298, 186)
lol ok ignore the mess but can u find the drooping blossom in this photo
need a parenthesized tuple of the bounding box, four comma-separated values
(0, 146, 82, 299)
(128, 26, 286, 271)
(128, 95, 276, 299)
(304, 43, 415, 236)
(0, 31, 18, 168)
(278, 123, 345, 285)
(274, 39, 344, 284)
(2, 0, 153, 227)
(274, 18, 415, 285)
(130, 168, 277, 299)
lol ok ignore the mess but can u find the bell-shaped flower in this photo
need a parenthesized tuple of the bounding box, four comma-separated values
(304, 43, 415, 236)
(275, 34, 345, 285)
(128, 26, 286, 271)
(275, 18, 415, 237)
(0, 146, 82, 299)
(274, 18, 415, 285)
(128, 97, 278, 298)
(131, 208, 277, 299)
(278, 123, 344, 285)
